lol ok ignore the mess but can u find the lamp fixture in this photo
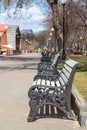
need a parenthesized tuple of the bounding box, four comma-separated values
(61, 0, 66, 4)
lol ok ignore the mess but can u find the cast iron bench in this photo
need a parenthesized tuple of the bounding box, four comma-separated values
(40, 51, 54, 62)
(38, 53, 60, 75)
(27, 59, 82, 122)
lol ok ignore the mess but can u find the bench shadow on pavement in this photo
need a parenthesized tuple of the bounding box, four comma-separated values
(0, 63, 38, 71)
(0, 56, 40, 62)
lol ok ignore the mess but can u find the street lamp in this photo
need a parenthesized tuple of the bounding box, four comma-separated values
(47, 37, 51, 50)
(80, 36, 82, 41)
(50, 32, 52, 36)
(26, 39, 31, 44)
(51, 27, 54, 32)
(80, 36, 83, 53)
(61, 0, 67, 60)
(50, 27, 56, 53)
(80, 36, 83, 47)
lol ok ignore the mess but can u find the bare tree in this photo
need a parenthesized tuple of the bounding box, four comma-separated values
(2, 0, 87, 53)
(66, 0, 87, 48)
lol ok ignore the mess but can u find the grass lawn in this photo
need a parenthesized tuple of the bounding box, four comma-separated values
(59, 54, 87, 101)
(74, 72, 87, 101)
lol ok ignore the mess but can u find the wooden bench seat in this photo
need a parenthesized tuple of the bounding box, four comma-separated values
(27, 59, 82, 122)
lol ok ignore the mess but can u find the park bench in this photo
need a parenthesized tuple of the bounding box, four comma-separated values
(40, 51, 53, 62)
(27, 59, 82, 122)
(38, 53, 60, 75)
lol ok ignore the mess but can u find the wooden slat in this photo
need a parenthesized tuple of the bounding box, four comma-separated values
(62, 68, 70, 78)
(41, 79, 46, 85)
(50, 81, 55, 87)
(52, 54, 59, 65)
(64, 64, 72, 73)
(56, 81, 60, 87)
(61, 73, 68, 83)
(46, 80, 50, 86)
(65, 59, 78, 68)
(59, 76, 65, 86)
(37, 79, 41, 85)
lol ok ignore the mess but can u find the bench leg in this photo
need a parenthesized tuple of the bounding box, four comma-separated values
(27, 99, 38, 122)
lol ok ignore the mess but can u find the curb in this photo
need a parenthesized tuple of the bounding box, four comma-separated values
(72, 86, 87, 129)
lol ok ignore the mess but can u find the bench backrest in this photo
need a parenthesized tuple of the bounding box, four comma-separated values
(34, 59, 81, 89)
(58, 59, 81, 91)
(52, 53, 60, 67)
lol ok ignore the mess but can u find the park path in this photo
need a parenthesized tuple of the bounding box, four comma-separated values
(0, 53, 86, 130)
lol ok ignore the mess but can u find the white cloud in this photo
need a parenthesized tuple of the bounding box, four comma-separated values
(28, 6, 42, 15)
(1, 6, 46, 20)
(0, 6, 46, 32)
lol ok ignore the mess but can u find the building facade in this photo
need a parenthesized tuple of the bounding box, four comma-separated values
(0, 24, 20, 55)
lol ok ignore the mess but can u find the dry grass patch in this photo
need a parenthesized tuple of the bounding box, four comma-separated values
(74, 72, 87, 101)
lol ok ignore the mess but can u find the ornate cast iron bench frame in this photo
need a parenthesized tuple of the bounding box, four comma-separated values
(38, 53, 60, 75)
(27, 59, 82, 122)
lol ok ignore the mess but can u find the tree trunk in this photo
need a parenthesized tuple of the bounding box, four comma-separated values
(47, 0, 61, 52)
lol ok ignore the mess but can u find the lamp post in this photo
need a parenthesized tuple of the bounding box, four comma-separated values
(47, 37, 51, 51)
(49, 32, 53, 51)
(50, 27, 56, 53)
(26, 39, 31, 53)
(80, 36, 83, 54)
(51, 27, 56, 53)
(51, 27, 54, 32)
(61, 0, 66, 60)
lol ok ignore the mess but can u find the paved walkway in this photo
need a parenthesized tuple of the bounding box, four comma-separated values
(0, 53, 86, 130)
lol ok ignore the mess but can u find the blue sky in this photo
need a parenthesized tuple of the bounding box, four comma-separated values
(0, 2, 48, 32)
